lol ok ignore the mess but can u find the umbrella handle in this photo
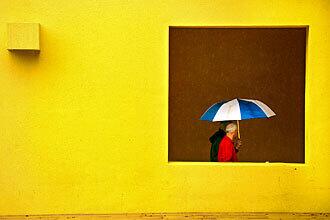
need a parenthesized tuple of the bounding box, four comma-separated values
(237, 120, 241, 139)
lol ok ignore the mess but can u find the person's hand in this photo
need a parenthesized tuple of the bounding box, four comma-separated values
(235, 139, 242, 149)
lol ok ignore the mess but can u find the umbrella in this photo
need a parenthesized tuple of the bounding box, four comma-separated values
(200, 98, 276, 139)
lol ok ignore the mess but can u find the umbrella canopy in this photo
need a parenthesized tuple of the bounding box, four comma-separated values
(200, 98, 276, 122)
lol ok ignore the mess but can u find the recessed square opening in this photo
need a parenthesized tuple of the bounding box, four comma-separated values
(169, 26, 307, 163)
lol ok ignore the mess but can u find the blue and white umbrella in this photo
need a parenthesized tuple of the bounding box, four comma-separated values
(200, 98, 276, 138)
(200, 98, 275, 121)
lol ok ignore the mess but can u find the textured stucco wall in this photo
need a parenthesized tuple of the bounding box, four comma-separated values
(0, 0, 329, 215)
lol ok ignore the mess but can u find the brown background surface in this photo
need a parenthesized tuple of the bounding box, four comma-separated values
(169, 27, 306, 162)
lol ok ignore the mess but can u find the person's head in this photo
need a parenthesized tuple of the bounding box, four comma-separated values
(218, 121, 233, 131)
(225, 123, 238, 139)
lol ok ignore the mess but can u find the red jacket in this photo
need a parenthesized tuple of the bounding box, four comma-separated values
(218, 135, 238, 162)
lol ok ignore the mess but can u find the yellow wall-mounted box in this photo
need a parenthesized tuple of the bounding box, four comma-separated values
(7, 23, 40, 50)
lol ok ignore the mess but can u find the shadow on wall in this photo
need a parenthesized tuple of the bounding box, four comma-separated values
(7, 23, 42, 76)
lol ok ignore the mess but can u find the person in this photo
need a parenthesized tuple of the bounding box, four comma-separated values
(209, 122, 229, 162)
(218, 122, 241, 162)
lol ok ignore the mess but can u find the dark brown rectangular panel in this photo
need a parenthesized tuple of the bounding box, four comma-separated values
(169, 27, 306, 162)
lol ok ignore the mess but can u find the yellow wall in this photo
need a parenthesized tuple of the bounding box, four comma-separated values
(0, 0, 329, 215)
